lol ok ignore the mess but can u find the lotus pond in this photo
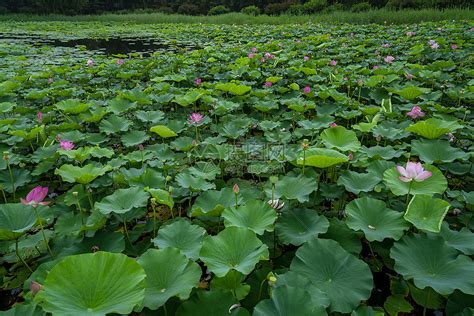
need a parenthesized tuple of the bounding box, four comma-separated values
(0, 20, 473, 315)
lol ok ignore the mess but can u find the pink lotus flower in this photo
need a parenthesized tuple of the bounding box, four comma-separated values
(264, 52, 274, 59)
(329, 60, 337, 66)
(86, 59, 94, 67)
(348, 152, 353, 160)
(60, 140, 75, 150)
(195, 78, 202, 85)
(251, 47, 257, 52)
(382, 43, 391, 48)
(406, 73, 414, 80)
(384, 55, 395, 64)
(303, 86, 311, 94)
(304, 55, 310, 61)
(407, 106, 425, 119)
(329, 122, 337, 127)
(406, 31, 415, 36)
(396, 162, 432, 183)
(264, 81, 273, 87)
(233, 183, 239, 194)
(116, 59, 124, 65)
(37, 112, 43, 124)
(372, 65, 380, 70)
(260, 57, 266, 63)
(21, 186, 50, 208)
(451, 44, 458, 50)
(189, 112, 203, 125)
(343, 77, 348, 81)
(48, 77, 54, 84)
(248, 53, 255, 59)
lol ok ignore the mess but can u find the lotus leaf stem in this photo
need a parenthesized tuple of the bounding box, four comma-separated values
(33, 207, 54, 258)
(16, 238, 33, 273)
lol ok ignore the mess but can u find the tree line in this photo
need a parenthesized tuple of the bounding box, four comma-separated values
(0, 0, 469, 15)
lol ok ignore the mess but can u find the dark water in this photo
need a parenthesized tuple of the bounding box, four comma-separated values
(0, 33, 199, 55)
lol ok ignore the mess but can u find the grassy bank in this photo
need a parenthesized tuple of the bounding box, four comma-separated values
(0, 8, 472, 25)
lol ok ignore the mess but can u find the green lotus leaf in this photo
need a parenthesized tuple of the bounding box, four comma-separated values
(298, 148, 348, 168)
(408, 283, 444, 309)
(0, 303, 44, 316)
(446, 290, 474, 316)
(55, 99, 91, 114)
(321, 218, 362, 255)
(215, 82, 251, 95)
(253, 285, 327, 316)
(121, 130, 149, 147)
(35, 252, 146, 315)
(137, 248, 201, 310)
(176, 289, 247, 316)
(119, 89, 152, 105)
(345, 197, 409, 242)
(0, 203, 37, 241)
(269, 173, 317, 203)
(106, 98, 137, 114)
(199, 227, 269, 277)
(148, 188, 174, 209)
(434, 222, 474, 255)
(222, 200, 277, 235)
(275, 271, 330, 308)
(390, 234, 474, 295)
(95, 186, 149, 215)
(404, 195, 450, 232)
(0, 102, 15, 113)
(384, 295, 413, 316)
(64, 231, 125, 254)
(405, 118, 460, 139)
(362, 145, 404, 160)
(411, 139, 470, 164)
(210, 270, 250, 300)
(149, 125, 178, 138)
(174, 90, 203, 107)
(276, 208, 329, 246)
(55, 164, 111, 184)
(290, 238, 373, 313)
(383, 165, 447, 196)
(188, 162, 221, 180)
(152, 218, 206, 260)
(0, 169, 31, 193)
(58, 147, 92, 163)
(321, 126, 361, 152)
(337, 171, 381, 195)
(393, 86, 431, 100)
(99, 115, 131, 134)
(176, 172, 215, 191)
(190, 188, 236, 217)
(351, 306, 385, 316)
(171, 136, 195, 151)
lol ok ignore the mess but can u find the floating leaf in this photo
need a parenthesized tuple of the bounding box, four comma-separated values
(276, 208, 329, 246)
(222, 200, 277, 235)
(149, 125, 178, 138)
(95, 187, 149, 215)
(0, 203, 37, 241)
(297, 148, 348, 168)
(321, 126, 361, 152)
(411, 139, 469, 164)
(55, 164, 111, 184)
(337, 171, 381, 195)
(55, 99, 91, 114)
(383, 164, 447, 196)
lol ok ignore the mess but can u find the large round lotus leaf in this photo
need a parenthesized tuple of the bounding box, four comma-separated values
(446, 290, 474, 316)
(176, 289, 249, 316)
(121, 130, 149, 147)
(345, 197, 408, 242)
(290, 238, 373, 313)
(253, 285, 327, 316)
(362, 145, 404, 160)
(408, 283, 444, 309)
(199, 227, 269, 277)
(35, 252, 146, 315)
(215, 82, 252, 95)
(337, 171, 381, 194)
(320, 218, 362, 255)
(405, 118, 460, 139)
(95, 186, 149, 215)
(434, 222, 474, 255)
(390, 234, 474, 295)
(176, 172, 215, 191)
(276, 271, 330, 308)
(351, 306, 385, 316)
(0, 203, 37, 241)
(276, 208, 329, 246)
(297, 148, 348, 168)
(392, 86, 431, 100)
(149, 125, 178, 138)
(222, 200, 277, 235)
(411, 139, 469, 164)
(99, 115, 131, 134)
(321, 126, 361, 152)
(383, 165, 447, 196)
(190, 188, 236, 217)
(152, 218, 206, 260)
(384, 295, 413, 316)
(266, 173, 317, 203)
(404, 195, 450, 233)
(55, 164, 112, 184)
(137, 248, 201, 310)
(210, 270, 250, 301)
(55, 99, 91, 114)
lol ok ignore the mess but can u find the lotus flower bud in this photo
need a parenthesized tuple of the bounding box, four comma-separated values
(166, 176, 172, 182)
(233, 183, 239, 194)
(150, 197, 157, 205)
(2, 151, 9, 161)
(269, 176, 278, 184)
(29, 281, 43, 296)
(72, 191, 79, 197)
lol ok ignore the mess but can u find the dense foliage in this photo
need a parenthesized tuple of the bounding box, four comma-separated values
(0, 20, 473, 315)
(0, 0, 470, 15)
